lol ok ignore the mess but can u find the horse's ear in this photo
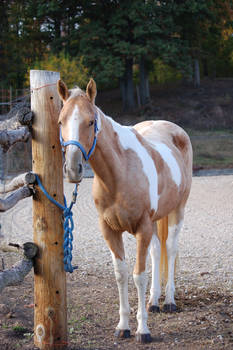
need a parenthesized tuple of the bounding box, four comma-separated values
(86, 78, 97, 104)
(57, 79, 69, 102)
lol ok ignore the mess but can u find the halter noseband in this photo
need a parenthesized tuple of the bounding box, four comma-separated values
(60, 113, 98, 161)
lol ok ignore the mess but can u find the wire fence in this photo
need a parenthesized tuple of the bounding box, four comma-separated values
(0, 88, 29, 114)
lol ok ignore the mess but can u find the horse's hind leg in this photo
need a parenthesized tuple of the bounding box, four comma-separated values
(99, 219, 130, 338)
(133, 214, 153, 343)
(163, 207, 184, 312)
(147, 224, 161, 313)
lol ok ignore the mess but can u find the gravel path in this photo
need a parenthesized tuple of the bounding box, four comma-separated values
(0, 175, 232, 293)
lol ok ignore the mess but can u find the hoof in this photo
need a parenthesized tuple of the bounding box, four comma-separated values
(163, 303, 177, 313)
(147, 304, 160, 313)
(136, 333, 152, 343)
(114, 329, 131, 339)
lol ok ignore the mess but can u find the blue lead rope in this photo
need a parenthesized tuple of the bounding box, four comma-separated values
(35, 174, 78, 273)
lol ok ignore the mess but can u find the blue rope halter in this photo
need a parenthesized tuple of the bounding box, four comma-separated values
(35, 174, 78, 273)
(59, 112, 99, 161)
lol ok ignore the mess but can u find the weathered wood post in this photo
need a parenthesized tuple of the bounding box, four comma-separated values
(30, 70, 67, 349)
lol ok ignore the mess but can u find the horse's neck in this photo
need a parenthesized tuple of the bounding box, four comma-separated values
(88, 112, 126, 187)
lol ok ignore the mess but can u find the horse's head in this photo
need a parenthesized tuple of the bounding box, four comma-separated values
(57, 78, 98, 183)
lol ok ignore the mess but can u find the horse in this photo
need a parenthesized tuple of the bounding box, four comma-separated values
(57, 78, 193, 343)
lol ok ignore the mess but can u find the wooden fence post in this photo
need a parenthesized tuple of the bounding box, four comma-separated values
(30, 70, 67, 350)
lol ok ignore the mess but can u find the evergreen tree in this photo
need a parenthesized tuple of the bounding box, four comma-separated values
(174, 0, 233, 86)
(0, 1, 10, 87)
(79, 1, 192, 110)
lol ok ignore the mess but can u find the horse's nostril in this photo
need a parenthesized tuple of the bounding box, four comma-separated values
(78, 163, 83, 174)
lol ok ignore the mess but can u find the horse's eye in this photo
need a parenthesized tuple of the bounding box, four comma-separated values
(89, 120, 94, 127)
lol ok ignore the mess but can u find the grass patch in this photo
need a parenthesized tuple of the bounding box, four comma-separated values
(189, 130, 233, 169)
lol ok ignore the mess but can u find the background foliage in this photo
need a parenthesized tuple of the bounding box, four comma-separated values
(25, 52, 89, 88)
(0, 0, 232, 109)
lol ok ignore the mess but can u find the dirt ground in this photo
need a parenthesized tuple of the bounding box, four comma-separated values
(0, 175, 232, 350)
(0, 269, 232, 350)
(0, 78, 233, 349)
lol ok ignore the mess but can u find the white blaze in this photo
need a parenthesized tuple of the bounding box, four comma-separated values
(68, 105, 80, 141)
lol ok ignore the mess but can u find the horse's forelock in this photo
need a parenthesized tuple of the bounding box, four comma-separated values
(68, 87, 85, 101)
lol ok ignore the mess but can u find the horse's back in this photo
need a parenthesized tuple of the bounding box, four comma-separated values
(134, 120, 193, 211)
(133, 120, 192, 172)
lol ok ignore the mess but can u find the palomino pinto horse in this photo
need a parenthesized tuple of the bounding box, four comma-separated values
(57, 79, 193, 343)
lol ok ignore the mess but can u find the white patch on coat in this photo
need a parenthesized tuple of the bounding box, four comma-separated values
(136, 121, 157, 135)
(107, 117, 159, 211)
(133, 272, 150, 335)
(149, 233, 161, 306)
(151, 142, 181, 187)
(111, 253, 130, 331)
(165, 220, 183, 305)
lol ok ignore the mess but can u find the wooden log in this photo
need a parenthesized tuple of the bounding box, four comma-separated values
(0, 172, 36, 194)
(0, 242, 38, 293)
(0, 126, 30, 151)
(0, 186, 32, 212)
(30, 70, 67, 350)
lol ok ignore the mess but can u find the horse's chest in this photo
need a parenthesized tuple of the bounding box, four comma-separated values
(94, 189, 146, 233)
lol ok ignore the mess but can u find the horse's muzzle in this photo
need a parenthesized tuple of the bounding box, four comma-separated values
(63, 162, 83, 183)
(63, 145, 84, 183)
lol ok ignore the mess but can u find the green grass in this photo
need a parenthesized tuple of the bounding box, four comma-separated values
(12, 325, 28, 333)
(189, 130, 233, 169)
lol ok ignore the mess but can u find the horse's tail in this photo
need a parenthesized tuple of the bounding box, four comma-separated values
(157, 216, 169, 284)
(157, 216, 178, 284)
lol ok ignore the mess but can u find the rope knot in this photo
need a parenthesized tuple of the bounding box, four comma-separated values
(35, 174, 78, 273)
(63, 207, 72, 218)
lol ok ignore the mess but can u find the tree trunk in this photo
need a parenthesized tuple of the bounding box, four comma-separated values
(202, 58, 208, 77)
(139, 56, 150, 106)
(194, 58, 201, 88)
(120, 58, 135, 111)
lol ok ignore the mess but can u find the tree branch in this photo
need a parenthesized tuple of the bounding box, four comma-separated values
(0, 186, 32, 212)
(0, 97, 33, 151)
(0, 242, 38, 293)
(0, 127, 30, 152)
(0, 172, 36, 194)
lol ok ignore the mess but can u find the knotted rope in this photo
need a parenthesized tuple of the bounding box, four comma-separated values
(35, 174, 78, 273)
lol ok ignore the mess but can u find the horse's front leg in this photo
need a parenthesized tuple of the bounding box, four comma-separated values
(133, 214, 153, 343)
(99, 219, 130, 338)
